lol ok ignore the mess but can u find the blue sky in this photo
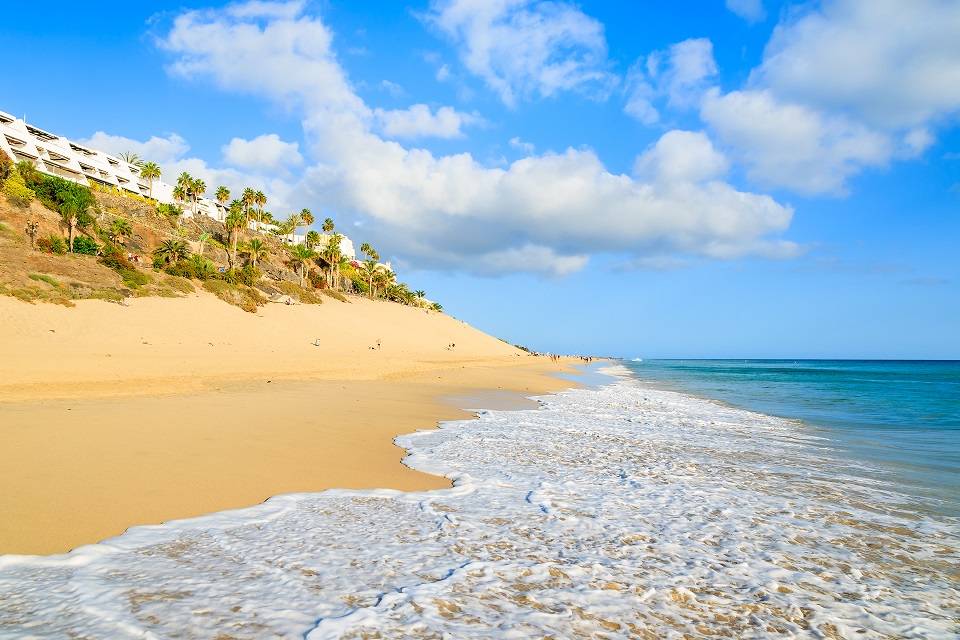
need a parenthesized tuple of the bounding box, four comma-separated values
(2, 0, 958, 358)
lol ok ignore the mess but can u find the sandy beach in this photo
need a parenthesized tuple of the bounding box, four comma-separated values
(0, 294, 577, 555)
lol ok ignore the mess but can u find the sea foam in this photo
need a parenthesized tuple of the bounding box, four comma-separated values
(1, 365, 957, 638)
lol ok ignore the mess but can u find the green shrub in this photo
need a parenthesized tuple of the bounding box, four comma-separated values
(2, 169, 36, 207)
(36, 234, 68, 255)
(0, 151, 12, 183)
(165, 255, 217, 281)
(351, 278, 369, 294)
(72, 236, 99, 255)
(100, 249, 150, 288)
(216, 264, 261, 286)
(30, 173, 95, 215)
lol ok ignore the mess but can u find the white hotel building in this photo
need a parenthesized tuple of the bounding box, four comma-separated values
(0, 109, 355, 259)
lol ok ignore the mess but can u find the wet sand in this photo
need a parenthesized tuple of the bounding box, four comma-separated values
(0, 294, 577, 555)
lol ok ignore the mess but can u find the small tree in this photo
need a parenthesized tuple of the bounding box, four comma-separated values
(153, 239, 192, 267)
(289, 244, 315, 285)
(109, 218, 133, 245)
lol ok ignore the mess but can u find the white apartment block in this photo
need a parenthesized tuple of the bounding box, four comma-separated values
(0, 109, 226, 221)
(0, 109, 358, 258)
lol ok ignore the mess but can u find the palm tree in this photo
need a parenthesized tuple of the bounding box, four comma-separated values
(322, 217, 335, 234)
(191, 178, 206, 215)
(360, 243, 380, 263)
(172, 185, 187, 208)
(141, 162, 161, 198)
(120, 151, 144, 168)
(60, 198, 83, 253)
(109, 218, 133, 245)
(224, 201, 246, 268)
(198, 231, 211, 256)
(153, 239, 192, 266)
(244, 238, 268, 267)
(254, 190, 267, 217)
(276, 220, 295, 244)
(321, 232, 344, 290)
(285, 212, 302, 245)
(289, 244, 315, 285)
(305, 229, 321, 248)
(300, 208, 314, 239)
(215, 186, 230, 204)
(176, 172, 193, 191)
(414, 290, 425, 306)
(241, 187, 256, 217)
(361, 260, 381, 299)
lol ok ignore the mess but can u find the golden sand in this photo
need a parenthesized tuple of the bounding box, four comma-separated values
(0, 294, 578, 555)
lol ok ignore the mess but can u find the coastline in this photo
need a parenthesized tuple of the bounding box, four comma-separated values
(0, 294, 580, 555)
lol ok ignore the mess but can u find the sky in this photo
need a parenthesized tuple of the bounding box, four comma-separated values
(1, 0, 958, 358)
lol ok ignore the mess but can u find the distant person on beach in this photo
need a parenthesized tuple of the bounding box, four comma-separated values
(376, 339, 381, 350)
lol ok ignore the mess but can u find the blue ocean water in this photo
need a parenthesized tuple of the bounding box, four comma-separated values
(624, 359, 960, 515)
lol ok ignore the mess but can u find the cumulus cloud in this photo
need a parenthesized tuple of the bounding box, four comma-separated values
(77, 132, 189, 164)
(701, 88, 892, 195)
(634, 130, 728, 184)
(726, 0, 766, 24)
(625, 38, 718, 124)
(687, 0, 960, 195)
(424, 0, 617, 107)
(222, 133, 303, 171)
(754, 0, 960, 129)
(158, 0, 798, 276)
(374, 104, 480, 139)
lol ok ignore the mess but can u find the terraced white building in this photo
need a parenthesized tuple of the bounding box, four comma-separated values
(0, 109, 358, 258)
(0, 109, 226, 220)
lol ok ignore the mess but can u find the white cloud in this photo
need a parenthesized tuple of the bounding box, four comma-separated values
(634, 130, 728, 184)
(436, 64, 451, 82)
(379, 80, 404, 96)
(159, 0, 798, 276)
(702, 88, 891, 195)
(424, 0, 617, 107)
(77, 132, 189, 165)
(374, 104, 480, 139)
(726, 0, 766, 24)
(754, 0, 960, 129)
(509, 137, 535, 154)
(624, 38, 718, 124)
(222, 134, 303, 171)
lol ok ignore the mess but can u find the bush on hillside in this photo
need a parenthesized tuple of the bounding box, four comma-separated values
(0, 151, 12, 183)
(217, 265, 261, 287)
(307, 268, 325, 289)
(36, 234, 67, 255)
(71, 235, 99, 255)
(30, 173, 96, 219)
(100, 249, 150, 288)
(166, 254, 217, 281)
(2, 169, 36, 207)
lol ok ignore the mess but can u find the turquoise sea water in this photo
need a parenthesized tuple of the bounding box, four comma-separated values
(624, 359, 960, 516)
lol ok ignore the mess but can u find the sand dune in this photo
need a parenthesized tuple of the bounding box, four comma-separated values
(0, 294, 577, 555)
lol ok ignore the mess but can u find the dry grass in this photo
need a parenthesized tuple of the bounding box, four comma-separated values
(203, 280, 266, 313)
(275, 280, 324, 304)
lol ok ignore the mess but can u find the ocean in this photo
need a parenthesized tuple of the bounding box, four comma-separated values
(1, 362, 957, 638)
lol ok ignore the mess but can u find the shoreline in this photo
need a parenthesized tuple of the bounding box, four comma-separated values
(0, 295, 581, 556)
